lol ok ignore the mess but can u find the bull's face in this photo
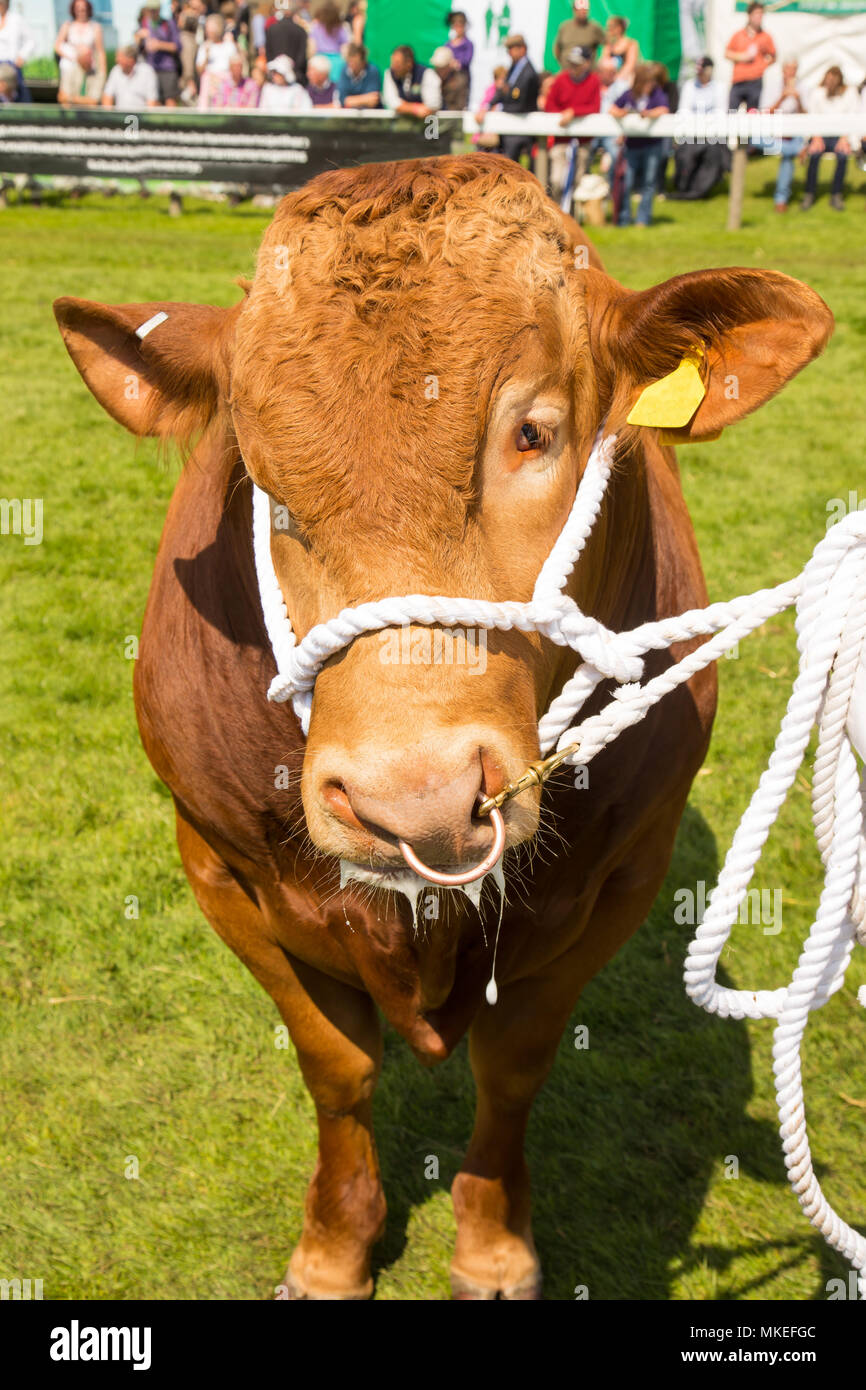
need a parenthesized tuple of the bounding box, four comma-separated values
(55, 156, 832, 883)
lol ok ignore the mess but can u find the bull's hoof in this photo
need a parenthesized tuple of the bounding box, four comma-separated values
(450, 1270, 543, 1301)
(278, 1265, 373, 1301)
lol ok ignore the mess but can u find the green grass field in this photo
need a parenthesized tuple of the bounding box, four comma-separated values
(2, 159, 866, 1302)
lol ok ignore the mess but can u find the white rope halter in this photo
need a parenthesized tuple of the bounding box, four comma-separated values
(252, 429, 866, 1298)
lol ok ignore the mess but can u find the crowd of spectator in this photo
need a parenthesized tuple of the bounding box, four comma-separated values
(473, 0, 866, 226)
(0, 0, 865, 223)
(21, 0, 476, 118)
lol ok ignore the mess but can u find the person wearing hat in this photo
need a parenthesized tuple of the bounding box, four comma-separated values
(431, 45, 468, 110)
(495, 33, 539, 163)
(544, 44, 601, 198)
(259, 52, 313, 112)
(135, 2, 181, 106)
(553, 0, 605, 69)
(671, 55, 727, 199)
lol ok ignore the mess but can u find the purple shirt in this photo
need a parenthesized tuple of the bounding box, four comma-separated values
(309, 79, 338, 105)
(615, 84, 669, 145)
(447, 36, 473, 69)
(309, 19, 349, 54)
(143, 18, 180, 73)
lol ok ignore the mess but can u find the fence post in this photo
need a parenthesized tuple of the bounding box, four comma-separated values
(727, 140, 747, 230)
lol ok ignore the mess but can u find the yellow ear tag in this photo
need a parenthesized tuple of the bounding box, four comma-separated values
(626, 353, 706, 429)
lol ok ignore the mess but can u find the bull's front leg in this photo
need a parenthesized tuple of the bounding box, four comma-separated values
(281, 975, 386, 1302)
(450, 965, 573, 1300)
(175, 812, 385, 1300)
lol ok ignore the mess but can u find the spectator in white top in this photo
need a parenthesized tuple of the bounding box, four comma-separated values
(55, 0, 107, 105)
(671, 56, 726, 200)
(801, 65, 861, 211)
(258, 54, 313, 112)
(764, 56, 808, 211)
(0, 0, 34, 100)
(196, 12, 238, 108)
(101, 44, 159, 109)
(383, 45, 441, 118)
(678, 55, 726, 115)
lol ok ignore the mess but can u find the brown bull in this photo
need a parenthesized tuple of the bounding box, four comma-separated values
(55, 153, 832, 1300)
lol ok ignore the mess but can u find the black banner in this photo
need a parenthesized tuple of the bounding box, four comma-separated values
(4, 1296, 863, 1375)
(0, 106, 464, 188)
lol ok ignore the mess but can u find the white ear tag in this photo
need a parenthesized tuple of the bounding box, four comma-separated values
(135, 311, 169, 340)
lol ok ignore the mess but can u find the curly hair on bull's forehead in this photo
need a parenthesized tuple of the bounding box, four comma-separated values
(253, 155, 573, 314)
(228, 157, 587, 551)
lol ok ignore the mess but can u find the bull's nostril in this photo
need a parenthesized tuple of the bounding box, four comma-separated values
(479, 747, 507, 805)
(322, 781, 364, 831)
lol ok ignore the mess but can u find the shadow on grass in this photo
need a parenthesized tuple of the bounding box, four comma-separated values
(369, 802, 792, 1300)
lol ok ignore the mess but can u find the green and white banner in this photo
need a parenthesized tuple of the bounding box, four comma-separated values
(735, 1, 866, 12)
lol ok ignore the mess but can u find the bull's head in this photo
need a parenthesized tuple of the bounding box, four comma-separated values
(55, 155, 832, 891)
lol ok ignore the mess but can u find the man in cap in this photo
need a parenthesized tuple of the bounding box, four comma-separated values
(553, 0, 605, 68)
(544, 44, 602, 199)
(497, 33, 539, 164)
(431, 45, 468, 109)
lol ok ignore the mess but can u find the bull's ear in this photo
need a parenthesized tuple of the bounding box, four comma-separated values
(53, 297, 243, 439)
(585, 267, 833, 443)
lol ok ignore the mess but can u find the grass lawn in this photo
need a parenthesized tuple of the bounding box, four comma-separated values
(1, 156, 865, 1302)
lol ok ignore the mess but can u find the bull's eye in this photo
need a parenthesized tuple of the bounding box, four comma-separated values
(516, 420, 553, 454)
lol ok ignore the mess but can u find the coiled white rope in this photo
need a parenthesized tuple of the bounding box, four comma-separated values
(252, 430, 866, 1295)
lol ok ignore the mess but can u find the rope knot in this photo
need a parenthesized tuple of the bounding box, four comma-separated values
(612, 681, 645, 705)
